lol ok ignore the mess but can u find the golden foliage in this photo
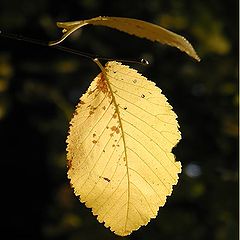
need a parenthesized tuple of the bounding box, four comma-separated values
(66, 61, 181, 236)
(50, 16, 200, 61)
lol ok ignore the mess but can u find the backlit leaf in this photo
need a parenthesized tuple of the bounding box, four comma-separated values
(50, 16, 200, 61)
(66, 61, 181, 236)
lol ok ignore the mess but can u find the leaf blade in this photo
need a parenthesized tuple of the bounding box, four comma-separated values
(50, 16, 200, 61)
(67, 61, 181, 236)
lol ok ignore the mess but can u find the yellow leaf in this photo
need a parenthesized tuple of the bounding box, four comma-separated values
(50, 16, 200, 61)
(66, 61, 181, 236)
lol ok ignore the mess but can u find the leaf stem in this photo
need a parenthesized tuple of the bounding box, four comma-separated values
(0, 30, 149, 65)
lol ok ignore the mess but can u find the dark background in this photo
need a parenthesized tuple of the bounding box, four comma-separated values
(0, 0, 238, 239)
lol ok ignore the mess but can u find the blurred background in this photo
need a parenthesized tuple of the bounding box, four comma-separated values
(0, 0, 238, 239)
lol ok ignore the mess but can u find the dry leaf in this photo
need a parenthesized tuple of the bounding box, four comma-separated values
(66, 61, 181, 236)
(49, 16, 200, 61)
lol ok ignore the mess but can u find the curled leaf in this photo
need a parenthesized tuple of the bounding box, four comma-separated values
(50, 16, 200, 61)
(66, 61, 181, 236)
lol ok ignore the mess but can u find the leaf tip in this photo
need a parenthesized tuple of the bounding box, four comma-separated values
(191, 51, 201, 62)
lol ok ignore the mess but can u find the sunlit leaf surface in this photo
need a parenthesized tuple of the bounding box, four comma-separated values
(67, 61, 181, 236)
(50, 16, 200, 61)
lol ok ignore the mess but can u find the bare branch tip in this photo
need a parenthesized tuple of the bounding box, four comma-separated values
(140, 58, 149, 65)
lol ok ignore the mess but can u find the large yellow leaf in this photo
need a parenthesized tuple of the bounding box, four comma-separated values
(50, 16, 200, 61)
(66, 61, 181, 236)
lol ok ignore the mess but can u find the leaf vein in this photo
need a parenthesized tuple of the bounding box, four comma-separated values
(128, 166, 163, 201)
(113, 92, 176, 126)
(91, 151, 124, 203)
(125, 132, 176, 181)
(122, 117, 179, 169)
(126, 147, 169, 192)
(96, 173, 126, 214)
(121, 109, 178, 146)
(72, 111, 115, 177)
(109, 80, 169, 108)
(130, 182, 155, 215)
(84, 140, 124, 200)
(77, 130, 121, 191)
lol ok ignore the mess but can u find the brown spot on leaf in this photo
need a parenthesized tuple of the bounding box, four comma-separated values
(102, 106, 106, 110)
(103, 177, 110, 182)
(67, 159, 72, 169)
(99, 176, 111, 182)
(80, 100, 85, 104)
(92, 140, 97, 144)
(113, 112, 117, 119)
(97, 73, 109, 94)
(89, 106, 97, 116)
(141, 94, 145, 98)
(111, 126, 117, 131)
(124, 107, 127, 110)
(111, 126, 120, 134)
(88, 89, 95, 95)
(133, 79, 137, 83)
(90, 106, 97, 111)
(93, 133, 96, 137)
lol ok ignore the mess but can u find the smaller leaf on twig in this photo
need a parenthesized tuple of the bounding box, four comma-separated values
(49, 16, 200, 61)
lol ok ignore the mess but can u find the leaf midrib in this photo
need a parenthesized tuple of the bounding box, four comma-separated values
(104, 68, 131, 232)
